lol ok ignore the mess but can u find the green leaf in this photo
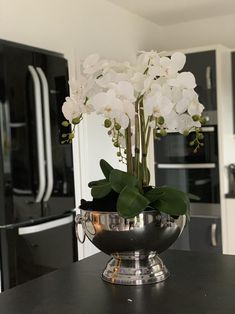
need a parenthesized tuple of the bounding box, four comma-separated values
(144, 187, 165, 203)
(91, 182, 112, 199)
(149, 186, 190, 216)
(88, 179, 108, 188)
(100, 159, 113, 180)
(109, 169, 138, 193)
(117, 186, 150, 218)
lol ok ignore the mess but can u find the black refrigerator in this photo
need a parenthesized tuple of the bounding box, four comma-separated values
(0, 40, 78, 291)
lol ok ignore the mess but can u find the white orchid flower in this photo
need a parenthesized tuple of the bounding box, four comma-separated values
(92, 85, 135, 129)
(168, 72, 196, 89)
(137, 50, 160, 66)
(148, 52, 186, 79)
(144, 92, 174, 118)
(164, 110, 179, 131)
(188, 101, 205, 116)
(62, 97, 81, 123)
(83, 54, 109, 77)
(92, 89, 122, 119)
(68, 77, 94, 113)
(177, 114, 201, 134)
(175, 89, 202, 115)
(83, 54, 101, 74)
(110, 81, 136, 102)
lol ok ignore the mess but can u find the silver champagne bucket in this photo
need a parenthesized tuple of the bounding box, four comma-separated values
(75, 210, 185, 285)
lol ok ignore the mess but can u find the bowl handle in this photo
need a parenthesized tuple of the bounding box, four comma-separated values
(75, 214, 86, 244)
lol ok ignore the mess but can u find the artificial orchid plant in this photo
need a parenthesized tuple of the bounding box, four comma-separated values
(62, 50, 205, 218)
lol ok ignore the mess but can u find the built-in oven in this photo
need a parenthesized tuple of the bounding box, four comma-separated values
(154, 124, 220, 204)
(154, 118, 222, 253)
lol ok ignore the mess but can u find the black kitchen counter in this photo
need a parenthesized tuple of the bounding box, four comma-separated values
(0, 250, 235, 314)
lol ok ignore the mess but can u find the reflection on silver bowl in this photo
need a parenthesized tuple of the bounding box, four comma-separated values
(75, 210, 185, 285)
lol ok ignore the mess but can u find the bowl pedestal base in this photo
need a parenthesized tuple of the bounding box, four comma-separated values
(102, 252, 169, 285)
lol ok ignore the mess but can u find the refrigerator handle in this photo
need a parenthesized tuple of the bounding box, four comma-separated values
(36, 67, 54, 202)
(28, 65, 46, 203)
(0, 101, 11, 165)
(18, 215, 73, 235)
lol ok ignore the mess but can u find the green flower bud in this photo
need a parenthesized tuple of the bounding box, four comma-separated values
(107, 130, 112, 136)
(183, 129, 189, 137)
(117, 152, 121, 157)
(189, 141, 195, 146)
(158, 116, 165, 125)
(160, 129, 167, 137)
(113, 141, 119, 148)
(61, 121, 70, 127)
(72, 117, 81, 125)
(192, 115, 199, 121)
(61, 133, 67, 138)
(198, 133, 204, 140)
(104, 119, 112, 128)
(114, 123, 121, 130)
(200, 116, 207, 125)
(68, 133, 74, 140)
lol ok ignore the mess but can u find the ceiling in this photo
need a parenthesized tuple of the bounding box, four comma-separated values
(107, 0, 235, 25)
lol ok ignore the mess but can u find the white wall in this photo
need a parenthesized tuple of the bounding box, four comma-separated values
(0, 0, 162, 258)
(161, 14, 235, 50)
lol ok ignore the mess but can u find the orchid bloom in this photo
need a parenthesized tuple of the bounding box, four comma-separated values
(62, 49, 205, 171)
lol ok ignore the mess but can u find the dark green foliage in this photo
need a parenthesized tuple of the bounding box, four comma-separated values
(88, 159, 191, 219)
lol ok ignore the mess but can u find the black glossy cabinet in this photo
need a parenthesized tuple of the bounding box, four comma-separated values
(171, 216, 222, 254)
(183, 50, 217, 111)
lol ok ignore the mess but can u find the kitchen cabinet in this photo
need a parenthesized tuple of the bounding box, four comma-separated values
(183, 50, 217, 111)
(171, 216, 222, 253)
(148, 45, 235, 255)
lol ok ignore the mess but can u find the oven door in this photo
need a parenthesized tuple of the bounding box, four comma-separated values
(154, 126, 218, 164)
(155, 164, 220, 203)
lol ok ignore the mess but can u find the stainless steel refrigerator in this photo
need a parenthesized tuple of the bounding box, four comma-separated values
(0, 39, 78, 291)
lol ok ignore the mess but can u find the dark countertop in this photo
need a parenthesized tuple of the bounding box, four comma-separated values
(1, 250, 235, 314)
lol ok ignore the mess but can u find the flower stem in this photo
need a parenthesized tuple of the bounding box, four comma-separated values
(125, 122, 133, 174)
(139, 99, 148, 187)
(134, 100, 140, 182)
(146, 115, 154, 151)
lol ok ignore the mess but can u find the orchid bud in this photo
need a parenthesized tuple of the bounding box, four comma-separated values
(104, 119, 112, 128)
(160, 129, 167, 137)
(69, 133, 74, 140)
(158, 116, 165, 125)
(200, 116, 207, 124)
(61, 121, 70, 127)
(72, 117, 81, 124)
(183, 129, 189, 136)
(192, 115, 199, 121)
(114, 123, 121, 131)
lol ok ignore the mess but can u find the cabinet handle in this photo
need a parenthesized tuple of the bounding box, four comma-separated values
(18, 215, 73, 235)
(156, 163, 216, 169)
(211, 223, 217, 247)
(206, 66, 212, 90)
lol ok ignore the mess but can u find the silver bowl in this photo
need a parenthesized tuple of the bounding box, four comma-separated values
(75, 210, 186, 285)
